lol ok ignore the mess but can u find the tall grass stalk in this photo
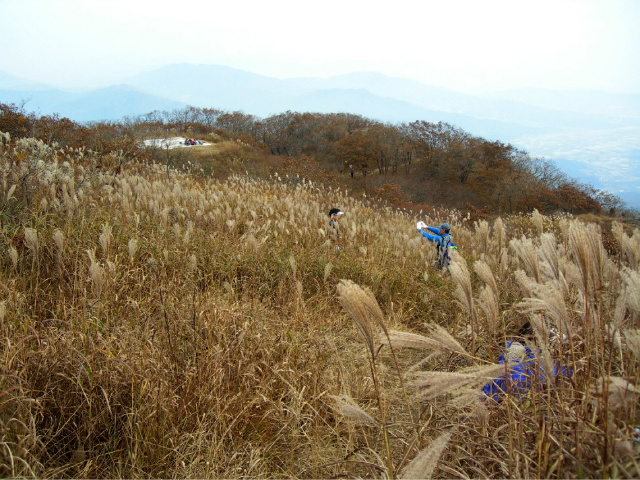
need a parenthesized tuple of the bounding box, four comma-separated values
(337, 279, 395, 477)
(449, 254, 478, 352)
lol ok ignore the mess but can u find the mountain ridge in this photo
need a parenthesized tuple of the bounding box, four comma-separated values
(0, 84, 187, 122)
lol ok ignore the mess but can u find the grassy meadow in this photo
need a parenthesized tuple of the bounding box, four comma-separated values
(1, 133, 640, 478)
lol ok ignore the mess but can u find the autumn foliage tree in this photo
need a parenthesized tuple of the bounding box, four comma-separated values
(0, 103, 33, 138)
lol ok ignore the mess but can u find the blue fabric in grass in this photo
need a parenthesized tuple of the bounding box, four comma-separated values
(482, 340, 567, 402)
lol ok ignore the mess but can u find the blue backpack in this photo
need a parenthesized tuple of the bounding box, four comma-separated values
(436, 234, 455, 270)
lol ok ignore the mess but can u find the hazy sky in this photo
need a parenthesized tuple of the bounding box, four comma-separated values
(1, 0, 639, 94)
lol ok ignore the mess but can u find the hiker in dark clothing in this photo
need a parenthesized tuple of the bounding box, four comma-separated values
(329, 208, 344, 249)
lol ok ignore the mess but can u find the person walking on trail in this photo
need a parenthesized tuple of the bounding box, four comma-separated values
(329, 208, 344, 249)
(417, 221, 456, 270)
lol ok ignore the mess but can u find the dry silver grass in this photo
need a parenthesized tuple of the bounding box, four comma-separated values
(99, 223, 112, 260)
(475, 220, 490, 258)
(497, 248, 509, 283)
(336, 279, 384, 357)
(569, 220, 606, 297)
(381, 324, 467, 356)
(606, 324, 624, 354)
(187, 254, 197, 274)
(612, 221, 640, 269)
(590, 377, 640, 411)
(245, 233, 259, 252)
(620, 267, 640, 319)
(516, 273, 573, 339)
(493, 217, 507, 259)
(559, 218, 570, 247)
(510, 236, 541, 283)
(10, 139, 640, 478)
(623, 329, 640, 361)
(409, 363, 504, 406)
(425, 324, 468, 355)
(288, 255, 297, 278)
(398, 429, 455, 479)
(323, 262, 333, 283)
(532, 208, 544, 235)
(404, 352, 445, 377)
(528, 315, 557, 386)
(6, 183, 16, 202)
(614, 439, 636, 459)
(474, 260, 498, 298)
(449, 255, 478, 327)
(295, 280, 303, 301)
(8, 245, 18, 270)
(128, 238, 139, 264)
(612, 292, 629, 337)
(474, 260, 500, 331)
(539, 232, 561, 282)
(328, 394, 378, 425)
(52, 229, 64, 254)
(23, 227, 39, 260)
(477, 285, 500, 332)
(87, 248, 105, 295)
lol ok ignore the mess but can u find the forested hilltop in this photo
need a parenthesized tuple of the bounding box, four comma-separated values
(1, 102, 632, 218)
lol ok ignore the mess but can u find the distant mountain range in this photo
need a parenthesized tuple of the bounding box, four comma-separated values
(1, 64, 639, 208)
(0, 70, 185, 122)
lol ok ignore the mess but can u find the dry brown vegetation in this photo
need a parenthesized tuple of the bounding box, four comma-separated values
(1, 127, 640, 479)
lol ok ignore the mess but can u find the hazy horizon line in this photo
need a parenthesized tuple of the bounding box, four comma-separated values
(3, 62, 640, 98)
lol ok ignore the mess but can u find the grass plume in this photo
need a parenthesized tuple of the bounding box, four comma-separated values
(399, 429, 455, 479)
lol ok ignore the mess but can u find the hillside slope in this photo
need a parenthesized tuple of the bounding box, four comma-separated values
(1, 133, 639, 478)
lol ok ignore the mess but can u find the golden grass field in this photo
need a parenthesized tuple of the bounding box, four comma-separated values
(1, 133, 640, 478)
